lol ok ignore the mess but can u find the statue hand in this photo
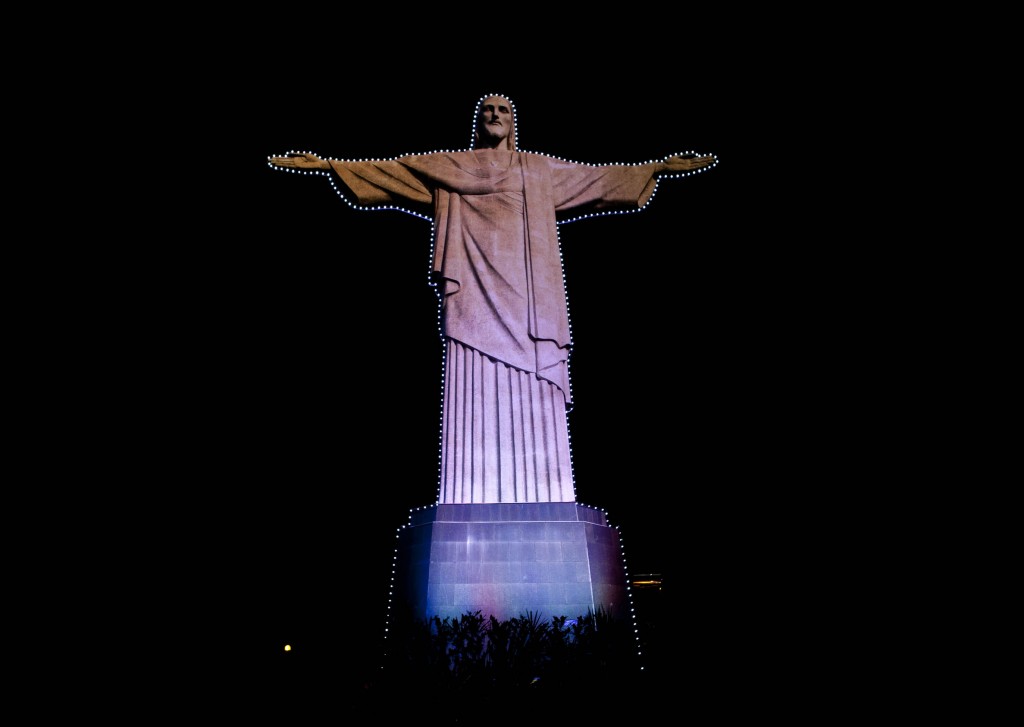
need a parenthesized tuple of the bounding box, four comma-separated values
(662, 153, 717, 174)
(268, 153, 330, 170)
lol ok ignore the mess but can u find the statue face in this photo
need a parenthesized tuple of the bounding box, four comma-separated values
(476, 96, 513, 148)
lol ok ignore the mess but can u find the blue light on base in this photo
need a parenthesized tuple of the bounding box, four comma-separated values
(388, 502, 629, 625)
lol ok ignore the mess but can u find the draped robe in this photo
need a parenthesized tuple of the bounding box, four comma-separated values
(329, 149, 661, 503)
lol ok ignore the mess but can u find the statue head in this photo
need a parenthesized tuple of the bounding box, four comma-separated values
(472, 94, 516, 150)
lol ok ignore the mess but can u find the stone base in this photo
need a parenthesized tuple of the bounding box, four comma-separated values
(390, 503, 628, 623)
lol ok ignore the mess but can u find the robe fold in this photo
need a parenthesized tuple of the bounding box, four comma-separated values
(329, 149, 661, 503)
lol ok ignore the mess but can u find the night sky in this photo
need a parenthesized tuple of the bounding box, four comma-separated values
(159, 48, 846, 709)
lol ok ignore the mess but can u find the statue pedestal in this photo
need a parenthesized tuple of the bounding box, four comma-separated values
(390, 503, 628, 623)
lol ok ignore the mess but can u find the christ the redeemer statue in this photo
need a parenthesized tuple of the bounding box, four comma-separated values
(269, 94, 716, 506)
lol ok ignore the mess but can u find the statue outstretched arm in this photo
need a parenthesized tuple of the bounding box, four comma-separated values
(659, 153, 717, 174)
(268, 153, 331, 170)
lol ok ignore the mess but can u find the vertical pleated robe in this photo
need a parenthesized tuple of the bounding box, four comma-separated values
(329, 150, 661, 503)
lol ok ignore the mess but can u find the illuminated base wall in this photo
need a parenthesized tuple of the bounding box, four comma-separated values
(390, 503, 628, 623)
